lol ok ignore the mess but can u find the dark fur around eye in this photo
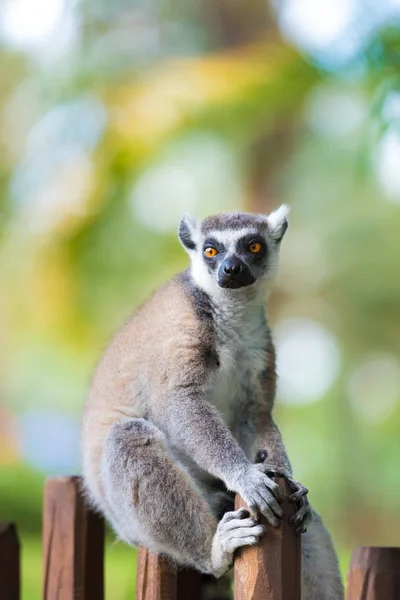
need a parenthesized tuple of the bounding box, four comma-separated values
(202, 238, 225, 256)
(236, 236, 267, 259)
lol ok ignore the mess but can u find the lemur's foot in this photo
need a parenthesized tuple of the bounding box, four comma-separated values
(254, 456, 312, 535)
(211, 508, 266, 577)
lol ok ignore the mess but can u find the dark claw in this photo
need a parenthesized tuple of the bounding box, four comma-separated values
(289, 485, 308, 503)
(256, 462, 313, 535)
(290, 503, 309, 524)
(284, 478, 312, 534)
(290, 501, 313, 535)
(296, 521, 308, 535)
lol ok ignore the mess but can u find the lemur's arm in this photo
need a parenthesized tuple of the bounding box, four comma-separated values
(233, 341, 312, 533)
(153, 388, 283, 526)
(236, 403, 311, 533)
(233, 340, 290, 469)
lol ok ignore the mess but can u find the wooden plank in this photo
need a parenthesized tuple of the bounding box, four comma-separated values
(136, 548, 204, 600)
(346, 546, 400, 600)
(42, 476, 104, 600)
(136, 547, 177, 600)
(0, 523, 20, 600)
(234, 477, 301, 600)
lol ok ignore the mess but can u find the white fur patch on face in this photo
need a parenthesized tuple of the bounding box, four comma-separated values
(187, 217, 285, 301)
(189, 228, 260, 297)
(189, 251, 217, 296)
(205, 228, 260, 253)
(188, 227, 267, 298)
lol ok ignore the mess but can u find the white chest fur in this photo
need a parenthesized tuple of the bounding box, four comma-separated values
(209, 308, 269, 426)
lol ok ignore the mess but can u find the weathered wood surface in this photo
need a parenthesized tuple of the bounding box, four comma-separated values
(136, 547, 177, 600)
(136, 547, 205, 600)
(346, 546, 400, 600)
(42, 476, 104, 600)
(0, 523, 20, 600)
(234, 477, 301, 600)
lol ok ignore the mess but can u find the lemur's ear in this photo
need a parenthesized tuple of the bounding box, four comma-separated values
(266, 204, 290, 243)
(178, 214, 200, 251)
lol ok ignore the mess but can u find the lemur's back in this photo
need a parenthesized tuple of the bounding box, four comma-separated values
(82, 270, 213, 507)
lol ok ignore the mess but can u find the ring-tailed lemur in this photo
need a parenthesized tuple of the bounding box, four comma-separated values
(81, 206, 344, 599)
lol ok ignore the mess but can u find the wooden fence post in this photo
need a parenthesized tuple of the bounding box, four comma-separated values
(42, 476, 105, 600)
(136, 547, 203, 600)
(136, 548, 177, 600)
(0, 523, 20, 600)
(346, 546, 400, 600)
(234, 477, 301, 600)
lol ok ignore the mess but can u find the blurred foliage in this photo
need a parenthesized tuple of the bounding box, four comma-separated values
(1, 0, 400, 598)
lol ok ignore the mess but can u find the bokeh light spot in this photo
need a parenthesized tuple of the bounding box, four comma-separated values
(19, 410, 80, 475)
(305, 86, 366, 138)
(375, 128, 400, 202)
(0, 0, 77, 56)
(348, 354, 400, 423)
(276, 318, 341, 405)
(130, 135, 241, 232)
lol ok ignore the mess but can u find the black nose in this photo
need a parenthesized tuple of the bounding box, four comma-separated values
(223, 259, 242, 276)
(218, 256, 255, 289)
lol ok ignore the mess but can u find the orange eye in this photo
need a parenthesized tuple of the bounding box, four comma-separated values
(249, 242, 262, 253)
(204, 247, 218, 258)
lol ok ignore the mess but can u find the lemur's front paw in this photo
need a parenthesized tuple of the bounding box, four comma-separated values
(260, 465, 313, 535)
(236, 465, 283, 527)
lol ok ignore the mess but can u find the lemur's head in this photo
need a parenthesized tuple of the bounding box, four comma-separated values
(178, 206, 289, 297)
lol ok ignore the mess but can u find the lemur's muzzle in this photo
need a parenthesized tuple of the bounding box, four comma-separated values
(218, 256, 256, 289)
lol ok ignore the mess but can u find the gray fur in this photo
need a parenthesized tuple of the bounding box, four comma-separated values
(81, 207, 344, 599)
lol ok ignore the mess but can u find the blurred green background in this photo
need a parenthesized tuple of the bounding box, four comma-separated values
(1, 0, 400, 597)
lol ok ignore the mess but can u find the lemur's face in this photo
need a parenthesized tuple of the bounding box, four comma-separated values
(198, 227, 267, 290)
(178, 206, 289, 296)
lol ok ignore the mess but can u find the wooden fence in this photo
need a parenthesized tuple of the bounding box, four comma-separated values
(0, 476, 399, 600)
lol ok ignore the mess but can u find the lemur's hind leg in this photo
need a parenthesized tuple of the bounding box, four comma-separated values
(101, 418, 265, 577)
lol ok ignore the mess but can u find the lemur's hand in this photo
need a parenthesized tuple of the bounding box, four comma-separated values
(235, 463, 283, 526)
(258, 463, 313, 535)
